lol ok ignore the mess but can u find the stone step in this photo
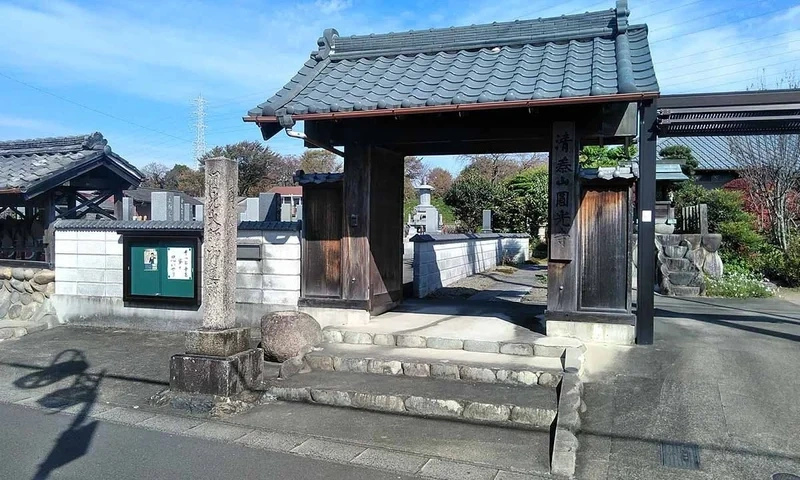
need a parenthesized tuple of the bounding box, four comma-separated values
(267, 370, 558, 430)
(667, 286, 702, 297)
(305, 343, 566, 387)
(323, 326, 585, 359)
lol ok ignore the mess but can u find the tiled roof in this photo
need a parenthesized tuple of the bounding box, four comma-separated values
(0, 132, 143, 196)
(658, 136, 739, 171)
(124, 187, 204, 205)
(293, 172, 344, 185)
(248, 0, 658, 122)
(53, 219, 300, 232)
(268, 186, 303, 196)
(656, 163, 689, 181)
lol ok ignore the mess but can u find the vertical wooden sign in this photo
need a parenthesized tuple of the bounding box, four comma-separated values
(549, 122, 577, 261)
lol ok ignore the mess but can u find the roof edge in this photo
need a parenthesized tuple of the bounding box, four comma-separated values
(244, 91, 660, 124)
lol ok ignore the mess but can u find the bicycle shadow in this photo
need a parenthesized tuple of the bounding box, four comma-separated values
(13, 349, 105, 480)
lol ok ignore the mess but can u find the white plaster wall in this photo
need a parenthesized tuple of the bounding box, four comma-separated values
(413, 235, 530, 298)
(53, 228, 301, 331)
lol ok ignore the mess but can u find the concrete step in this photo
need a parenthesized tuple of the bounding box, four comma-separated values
(267, 370, 558, 430)
(305, 343, 566, 387)
(323, 326, 585, 359)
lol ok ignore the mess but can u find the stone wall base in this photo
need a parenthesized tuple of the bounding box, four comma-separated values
(169, 348, 264, 397)
(298, 305, 371, 328)
(546, 321, 635, 345)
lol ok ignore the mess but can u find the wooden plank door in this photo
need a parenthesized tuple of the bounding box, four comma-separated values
(579, 186, 629, 311)
(302, 185, 343, 298)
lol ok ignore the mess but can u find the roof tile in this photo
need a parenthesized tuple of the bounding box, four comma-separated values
(249, 1, 658, 120)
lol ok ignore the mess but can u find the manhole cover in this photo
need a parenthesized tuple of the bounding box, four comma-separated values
(660, 442, 700, 470)
(773, 474, 800, 480)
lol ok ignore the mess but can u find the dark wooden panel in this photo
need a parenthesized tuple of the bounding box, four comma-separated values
(546, 260, 577, 312)
(342, 144, 371, 301)
(368, 146, 405, 313)
(302, 185, 342, 298)
(579, 186, 629, 311)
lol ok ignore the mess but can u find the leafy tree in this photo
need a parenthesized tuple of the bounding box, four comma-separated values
(201, 141, 290, 196)
(297, 149, 342, 173)
(443, 174, 497, 232)
(579, 145, 637, 168)
(504, 166, 549, 233)
(168, 165, 205, 196)
(659, 145, 698, 176)
(427, 167, 453, 196)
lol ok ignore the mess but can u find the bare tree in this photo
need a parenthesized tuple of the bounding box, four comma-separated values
(729, 135, 800, 250)
(729, 71, 800, 250)
(140, 162, 171, 189)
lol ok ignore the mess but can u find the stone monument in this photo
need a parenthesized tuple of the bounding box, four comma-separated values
(168, 157, 264, 398)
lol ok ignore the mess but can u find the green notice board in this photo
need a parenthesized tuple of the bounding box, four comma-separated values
(127, 238, 198, 302)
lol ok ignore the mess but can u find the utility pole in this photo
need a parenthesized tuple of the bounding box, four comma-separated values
(192, 94, 207, 166)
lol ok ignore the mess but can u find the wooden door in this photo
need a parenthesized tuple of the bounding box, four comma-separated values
(302, 185, 342, 298)
(579, 186, 629, 311)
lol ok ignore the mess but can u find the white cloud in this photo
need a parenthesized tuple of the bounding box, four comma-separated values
(315, 0, 353, 14)
(0, 115, 65, 133)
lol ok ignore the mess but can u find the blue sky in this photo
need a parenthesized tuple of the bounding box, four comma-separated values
(1, 0, 799, 175)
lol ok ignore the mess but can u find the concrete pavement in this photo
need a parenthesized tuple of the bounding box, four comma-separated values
(577, 295, 800, 479)
(0, 327, 549, 479)
(0, 402, 417, 480)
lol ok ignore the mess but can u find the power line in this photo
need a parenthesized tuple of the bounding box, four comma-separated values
(0, 70, 191, 143)
(657, 28, 800, 66)
(659, 46, 800, 84)
(650, 5, 797, 45)
(666, 57, 799, 90)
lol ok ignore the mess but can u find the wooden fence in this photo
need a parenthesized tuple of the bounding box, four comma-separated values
(678, 204, 708, 234)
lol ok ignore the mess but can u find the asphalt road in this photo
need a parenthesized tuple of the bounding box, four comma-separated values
(0, 403, 413, 480)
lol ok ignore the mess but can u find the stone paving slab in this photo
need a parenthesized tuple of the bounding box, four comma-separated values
(268, 370, 557, 429)
(307, 343, 564, 385)
(351, 448, 428, 474)
(419, 458, 499, 480)
(326, 298, 544, 344)
(291, 438, 367, 462)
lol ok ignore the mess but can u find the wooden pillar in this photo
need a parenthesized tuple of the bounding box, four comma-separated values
(342, 143, 371, 303)
(368, 147, 404, 315)
(340, 144, 405, 314)
(636, 100, 658, 345)
(546, 122, 579, 314)
(113, 188, 124, 220)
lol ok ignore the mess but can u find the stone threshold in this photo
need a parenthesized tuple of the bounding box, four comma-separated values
(306, 343, 565, 387)
(268, 370, 558, 430)
(323, 326, 585, 359)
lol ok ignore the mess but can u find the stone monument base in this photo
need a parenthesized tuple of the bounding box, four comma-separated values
(185, 327, 250, 357)
(169, 348, 265, 397)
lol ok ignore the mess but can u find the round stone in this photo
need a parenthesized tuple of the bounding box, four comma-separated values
(23, 281, 33, 293)
(23, 269, 35, 280)
(20, 293, 32, 305)
(701, 234, 722, 253)
(0, 267, 11, 280)
(32, 292, 45, 304)
(33, 270, 56, 285)
(11, 268, 25, 281)
(7, 304, 22, 319)
(260, 311, 323, 362)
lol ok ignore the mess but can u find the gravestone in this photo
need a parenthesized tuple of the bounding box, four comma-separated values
(172, 195, 184, 221)
(150, 192, 173, 221)
(241, 197, 260, 221)
(120, 197, 134, 221)
(194, 204, 204, 222)
(183, 203, 192, 221)
(482, 210, 492, 233)
(168, 156, 264, 398)
(258, 193, 281, 222)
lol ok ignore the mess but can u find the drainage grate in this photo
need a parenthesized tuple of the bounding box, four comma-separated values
(773, 474, 800, 480)
(660, 442, 701, 470)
